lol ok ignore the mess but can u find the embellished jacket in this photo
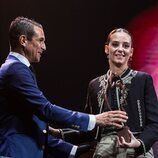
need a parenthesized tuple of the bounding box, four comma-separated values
(85, 68, 158, 154)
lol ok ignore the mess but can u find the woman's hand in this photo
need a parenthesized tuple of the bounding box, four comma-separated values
(118, 129, 141, 148)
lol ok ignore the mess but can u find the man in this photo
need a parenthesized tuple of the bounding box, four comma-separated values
(0, 17, 128, 158)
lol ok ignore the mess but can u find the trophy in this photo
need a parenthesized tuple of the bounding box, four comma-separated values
(104, 71, 131, 143)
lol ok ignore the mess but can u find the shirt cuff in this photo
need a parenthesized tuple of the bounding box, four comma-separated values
(88, 114, 96, 131)
(68, 145, 78, 158)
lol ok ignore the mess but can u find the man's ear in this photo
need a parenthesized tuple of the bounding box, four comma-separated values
(19, 35, 27, 47)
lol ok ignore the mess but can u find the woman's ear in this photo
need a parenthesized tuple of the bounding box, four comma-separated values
(105, 45, 109, 57)
(129, 48, 134, 62)
(130, 48, 134, 58)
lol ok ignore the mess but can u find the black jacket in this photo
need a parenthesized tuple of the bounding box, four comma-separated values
(85, 68, 158, 155)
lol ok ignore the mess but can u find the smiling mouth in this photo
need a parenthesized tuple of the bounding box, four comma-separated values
(116, 54, 125, 57)
(38, 52, 42, 56)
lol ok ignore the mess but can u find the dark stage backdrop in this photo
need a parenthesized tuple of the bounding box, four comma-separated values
(1, 0, 158, 156)
(0, 0, 157, 110)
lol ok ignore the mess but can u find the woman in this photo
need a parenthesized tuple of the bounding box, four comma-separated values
(85, 28, 158, 157)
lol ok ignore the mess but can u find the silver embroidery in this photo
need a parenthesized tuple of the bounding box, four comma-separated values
(137, 99, 143, 127)
(98, 75, 107, 111)
(95, 69, 143, 138)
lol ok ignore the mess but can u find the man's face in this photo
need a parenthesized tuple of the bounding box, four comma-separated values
(25, 26, 46, 63)
(105, 32, 133, 67)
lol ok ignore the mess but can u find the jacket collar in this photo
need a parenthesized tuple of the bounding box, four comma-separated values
(8, 52, 30, 67)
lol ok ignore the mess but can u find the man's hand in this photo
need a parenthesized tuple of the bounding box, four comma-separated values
(95, 110, 128, 128)
(49, 126, 61, 136)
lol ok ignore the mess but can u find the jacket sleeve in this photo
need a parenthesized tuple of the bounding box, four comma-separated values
(6, 62, 90, 132)
(137, 74, 158, 154)
(47, 135, 73, 158)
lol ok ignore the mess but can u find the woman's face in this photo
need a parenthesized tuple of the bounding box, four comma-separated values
(105, 31, 133, 68)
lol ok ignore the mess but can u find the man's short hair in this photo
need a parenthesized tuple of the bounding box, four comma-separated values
(9, 16, 43, 49)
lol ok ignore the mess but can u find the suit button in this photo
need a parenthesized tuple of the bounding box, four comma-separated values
(43, 129, 47, 134)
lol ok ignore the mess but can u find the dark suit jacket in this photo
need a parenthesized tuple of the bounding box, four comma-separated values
(85, 68, 158, 155)
(0, 55, 90, 158)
